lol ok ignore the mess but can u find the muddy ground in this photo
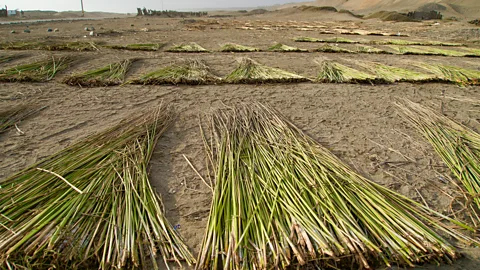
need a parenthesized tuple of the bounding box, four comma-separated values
(1, 10, 480, 269)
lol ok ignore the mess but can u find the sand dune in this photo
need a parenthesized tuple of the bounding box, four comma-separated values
(281, 0, 480, 18)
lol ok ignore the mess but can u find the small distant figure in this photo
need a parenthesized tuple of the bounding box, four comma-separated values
(10, 30, 16, 34)
(47, 28, 53, 32)
(54, 28, 59, 32)
(20, 10, 24, 17)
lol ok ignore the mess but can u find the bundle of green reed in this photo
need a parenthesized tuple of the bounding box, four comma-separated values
(0, 104, 47, 134)
(197, 103, 475, 269)
(389, 45, 437, 55)
(131, 59, 220, 85)
(268, 43, 307, 52)
(315, 44, 355, 53)
(225, 57, 309, 84)
(461, 47, 480, 57)
(388, 45, 466, 56)
(166, 42, 209, 53)
(417, 47, 468, 57)
(220, 43, 259, 52)
(424, 41, 463, 46)
(317, 60, 376, 83)
(355, 45, 391, 54)
(366, 31, 386, 36)
(395, 99, 480, 226)
(293, 36, 323, 42)
(0, 55, 75, 82)
(64, 59, 134, 87)
(323, 37, 359, 43)
(371, 39, 423, 46)
(416, 63, 480, 85)
(0, 41, 44, 50)
(45, 41, 100, 51)
(356, 61, 434, 83)
(0, 41, 100, 51)
(0, 104, 195, 269)
(105, 43, 163, 51)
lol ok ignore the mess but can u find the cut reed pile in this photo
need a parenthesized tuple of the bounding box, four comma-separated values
(338, 30, 362, 35)
(105, 43, 163, 51)
(64, 59, 134, 87)
(166, 42, 209, 53)
(366, 31, 386, 36)
(460, 47, 480, 57)
(426, 41, 464, 46)
(396, 99, 480, 226)
(220, 43, 259, 52)
(323, 37, 359, 43)
(0, 56, 75, 82)
(0, 41, 44, 50)
(316, 60, 376, 83)
(45, 41, 100, 51)
(294, 37, 359, 43)
(315, 44, 355, 53)
(268, 43, 307, 52)
(417, 47, 468, 57)
(293, 36, 323, 42)
(0, 104, 46, 134)
(356, 61, 434, 83)
(355, 45, 391, 54)
(0, 104, 195, 269)
(373, 39, 422, 45)
(389, 46, 468, 57)
(197, 103, 475, 269)
(372, 39, 462, 46)
(416, 63, 480, 85)
(295, 38, 462, 46)
(0, 41, 100, 51)
(131, 59, 220, 85)
(225, 58, 309, 84)
(389, 45, 439, 55)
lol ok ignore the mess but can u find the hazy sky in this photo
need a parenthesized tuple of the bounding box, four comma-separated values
(3, 0, 308, 13)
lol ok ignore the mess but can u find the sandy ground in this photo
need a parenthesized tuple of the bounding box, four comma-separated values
(1, 11, 480, 269)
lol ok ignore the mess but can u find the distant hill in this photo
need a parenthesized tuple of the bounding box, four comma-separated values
(278, 0, 480, 19)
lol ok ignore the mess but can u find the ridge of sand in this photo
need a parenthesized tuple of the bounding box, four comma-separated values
(278, 0, 480, 18)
